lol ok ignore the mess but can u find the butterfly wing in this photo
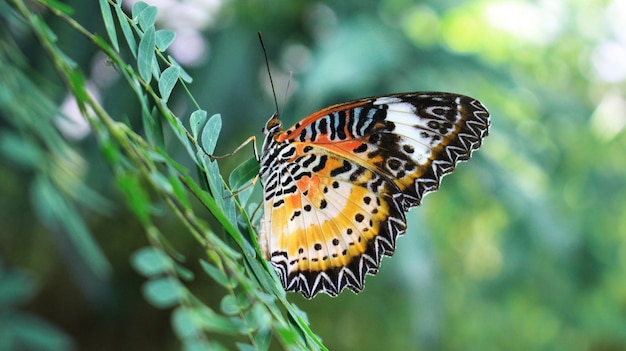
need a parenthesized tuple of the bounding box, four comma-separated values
(259, 92, 490, 298)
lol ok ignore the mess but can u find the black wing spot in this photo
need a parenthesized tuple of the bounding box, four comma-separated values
(403, 144, 415, 154)
(387, 159, 401, 171)
(304, 204, 312, 212)
(355, 213, 365, 222)
(353, 143, 368, 153)
(320, 199, 328, 209)
(363, 196, 371, 205)
(314, 243, 322, 250)
(332, 238, 340, 246)
(290, 210, 302, 221)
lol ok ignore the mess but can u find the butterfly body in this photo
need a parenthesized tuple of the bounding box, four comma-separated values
(257, 92, 490, 298)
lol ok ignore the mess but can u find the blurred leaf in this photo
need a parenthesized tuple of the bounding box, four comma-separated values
(194, 305, 243, 335)
(131, 247, 172, 277)
(220, 295, 240, 315)
(43, 0, 74, 15)
(173, 262, 194, 282)
(236, 343, 256, 351)
(158, 65, 179, 102)
(0, 269, 35, 307)
(253, 328, 272, 351)
(116, 172, 151, 225)
(114, 5, 137, 57)
(2, 314, 74, 351)
(142, 277, 184, 309)
(199, 259, 230, 288)
(138, 5, 158, 31)
(156, 29, 175, 51)
(201, 114, 222, 155)
(137, 26, 156, 83)
(31, 176, 111, 279)
(173, 118, 197, 163)
(150, 171, 173, 193)
(99, 0, 119, 52)
(0, 132, 43, 170)
(172, 307, 200, 339)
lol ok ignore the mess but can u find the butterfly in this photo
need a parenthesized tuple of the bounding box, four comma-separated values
(256, 92, 490, 299)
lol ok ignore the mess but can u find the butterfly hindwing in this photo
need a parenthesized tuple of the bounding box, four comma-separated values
(259, 145, 407, 297)
(258, 92, 490, 298)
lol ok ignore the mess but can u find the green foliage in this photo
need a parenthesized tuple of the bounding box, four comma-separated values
(0, 260, 73, 351)
(2, 0, 325, 349)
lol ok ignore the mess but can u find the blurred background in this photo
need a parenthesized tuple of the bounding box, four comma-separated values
(2, 0, 626, 350)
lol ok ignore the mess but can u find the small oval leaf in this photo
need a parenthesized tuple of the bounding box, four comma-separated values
(201, 114, 222, 155)
(138, 5, 158, 30)
(138, 27, 156, 83)
(220, 295, 240, 315)
(142, 277, 184, 308)
(158, 66, 180, 102)
(199, 259, 230, 288)
(131, 1, 148, 19)
(99, 0, 119, 51)
(156, 29, 176, 51)
(131, 247, 171, 277)
(190, 110, 208, 139)
(115, 5, 137, 57)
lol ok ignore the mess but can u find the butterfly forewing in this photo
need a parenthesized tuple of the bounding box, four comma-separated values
(258, 92, 490, 298)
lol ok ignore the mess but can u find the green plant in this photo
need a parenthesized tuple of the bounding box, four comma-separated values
(1, 0, 326, 349)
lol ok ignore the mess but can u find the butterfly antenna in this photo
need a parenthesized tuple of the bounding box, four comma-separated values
(281, 71, 293, 116)
(258, 32, 280, 118)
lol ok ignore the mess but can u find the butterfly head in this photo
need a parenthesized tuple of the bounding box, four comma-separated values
(262, 112, 282, 136)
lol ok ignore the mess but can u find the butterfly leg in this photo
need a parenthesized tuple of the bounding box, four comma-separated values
(208, 135, 260, 162)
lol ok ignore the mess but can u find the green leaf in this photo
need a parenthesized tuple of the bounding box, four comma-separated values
(173, 262, 194, 281)
(199, 259, 230, 288)
(131, 1, 149, 20)
(220, 295, 240, 315)
(150, 171, 173, 193)
(137, 26, 156, 83)
(168, 56, 193, 83)
(168, 169, 191, 208)
(173, 118, 197, 163)
(31, 176, 111, 279)
(158, 66, 179, 102)
(115, 5, 137, 57)
(0, 132, 43, 170)
(201, 114, 222, 155)
(116, 172, 151, 225)
(142, 277, 184, 308)
(194, 306, 242, 334)
(7, 314, 74, 351)
(253, 328, 272, 351)
(138, 5, 158, 30)
(0, 270, 35, 307)
(44, 0, 74, 14)
(131, 247, 171, 277)
(236, 343, 256, 351)
(229, 157, 259, 194)
(156, 29, 176, 51)
(190, 110, 208, 140)
(99, 0, 119, 51)
(172, 307, 200, 339)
